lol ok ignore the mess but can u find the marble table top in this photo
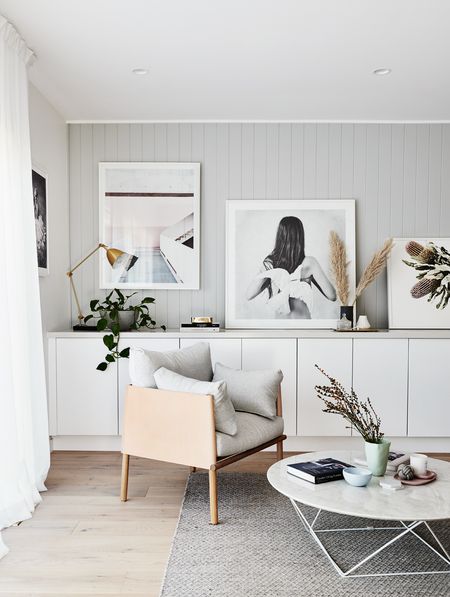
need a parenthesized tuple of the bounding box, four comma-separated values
(267, 451, 450, 521)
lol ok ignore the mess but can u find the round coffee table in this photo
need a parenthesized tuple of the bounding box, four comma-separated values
(267, 450, 450, 578)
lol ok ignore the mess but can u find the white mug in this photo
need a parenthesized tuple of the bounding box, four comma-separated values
(410, 453, 428, 476)
(356, 315, 371, 329)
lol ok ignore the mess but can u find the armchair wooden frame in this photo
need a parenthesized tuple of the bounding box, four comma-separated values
(120, 385, 286, 524)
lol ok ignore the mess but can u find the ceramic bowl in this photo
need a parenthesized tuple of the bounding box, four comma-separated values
(343, 467, 372, 487)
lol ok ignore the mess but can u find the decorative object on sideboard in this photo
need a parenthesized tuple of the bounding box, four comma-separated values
(329, 230, 354, 326)
(180, 316, 221, 332)
(99, 162, 200, 290)
(84, 289, 166, 371)
(315, 365, 390, 476)
(335, 314, 352, 331)
(32, 167, 49, 276)
(67, 243, 138, 328)
(226, 199, 356, 329)
(352, 238, 394, 308)
(355, 315, 371, 329)
(388, 238, 450, 329)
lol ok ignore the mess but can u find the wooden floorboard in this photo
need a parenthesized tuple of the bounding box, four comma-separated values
(0, 451, 448, 595)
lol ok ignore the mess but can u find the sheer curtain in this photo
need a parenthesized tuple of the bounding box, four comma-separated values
(0, 15, 50, 558)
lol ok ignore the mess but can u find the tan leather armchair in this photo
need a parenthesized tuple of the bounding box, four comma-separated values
(120, 385, 286, 524)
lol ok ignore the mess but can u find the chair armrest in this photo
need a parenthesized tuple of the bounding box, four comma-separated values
(276, 386, 283, 417)
(122, 385, 217, 469)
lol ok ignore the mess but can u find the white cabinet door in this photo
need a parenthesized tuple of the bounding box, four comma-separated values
(118, 338, 179, 433)
(353, 339, 408, 437)
(242, 339, 297, 436)
(180, 338, 242, 369)
(409, 340, 450, 437)
(56, 338, 118, 435)
(298, 339, 352, 436)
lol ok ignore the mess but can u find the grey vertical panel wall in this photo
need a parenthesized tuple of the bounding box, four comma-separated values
(69, 123, 450, 329)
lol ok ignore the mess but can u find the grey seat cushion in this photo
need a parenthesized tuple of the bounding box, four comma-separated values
(213, 363, 283, 419)
(154, 367, 237, 436)
(129, 342, 213, 388)
(216, 411, 284, 457)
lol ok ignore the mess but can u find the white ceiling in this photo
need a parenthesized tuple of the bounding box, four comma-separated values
(2, 0, 450, 122)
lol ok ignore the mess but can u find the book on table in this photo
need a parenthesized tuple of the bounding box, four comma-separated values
(286, 458, 351, 484)
(353, 451, 409, 472)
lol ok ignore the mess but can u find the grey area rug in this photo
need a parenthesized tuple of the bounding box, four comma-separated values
(160, 472, 450, 597)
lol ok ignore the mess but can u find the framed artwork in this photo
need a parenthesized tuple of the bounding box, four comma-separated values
(226, 199, 356, 329)
(99, 162, 200, 289)
(32, 167, 49, 276)
(388, 238, 450, 329)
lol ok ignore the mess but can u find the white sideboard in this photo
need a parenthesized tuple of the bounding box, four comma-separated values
(47, 330, 450, 452)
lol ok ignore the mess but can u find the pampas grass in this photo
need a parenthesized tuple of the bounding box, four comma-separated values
(352, 238, 394, 306)
(329, 231, 350, 305)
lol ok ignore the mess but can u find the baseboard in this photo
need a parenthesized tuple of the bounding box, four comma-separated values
(50, 435, 450, 453)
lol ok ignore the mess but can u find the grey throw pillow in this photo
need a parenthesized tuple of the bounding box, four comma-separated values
(213, 363, 283, 420)
(129, 342, 213, 388)
(154, 367, 237, 436)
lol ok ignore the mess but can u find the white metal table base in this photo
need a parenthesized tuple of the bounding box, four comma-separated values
(290, 498, 450, 578)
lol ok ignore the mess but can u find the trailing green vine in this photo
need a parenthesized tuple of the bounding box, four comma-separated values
(84, 289, 166, 370)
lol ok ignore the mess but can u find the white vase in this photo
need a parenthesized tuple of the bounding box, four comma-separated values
(356, 315, 371, 329)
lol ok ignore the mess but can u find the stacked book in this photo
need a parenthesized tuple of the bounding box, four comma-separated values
(286, 458, 350, 484)
(353, 451, 409, 472)
(180, 316, 221, 333)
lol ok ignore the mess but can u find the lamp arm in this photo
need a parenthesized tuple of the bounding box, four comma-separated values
(67, 243, 107, 323)
(67, 243, 107, 275)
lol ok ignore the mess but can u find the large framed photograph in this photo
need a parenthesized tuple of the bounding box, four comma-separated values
(388, 238, 450, 329)
(32, 167, 49, 276)
(226, 199, 355, 329)
(99, 162, 200, 289)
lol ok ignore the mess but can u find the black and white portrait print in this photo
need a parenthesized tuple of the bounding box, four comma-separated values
(32, 169, 48, 275)
(226, 200, 355, 329)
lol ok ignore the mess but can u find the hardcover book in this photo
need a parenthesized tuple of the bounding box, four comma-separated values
(353, 451, 408, 472)
(286, 458, 351, 484)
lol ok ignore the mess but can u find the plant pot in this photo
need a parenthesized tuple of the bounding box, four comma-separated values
(340, 306, 354, 327)
(101, 310, 135, 331)
(364, 439, 391, 476)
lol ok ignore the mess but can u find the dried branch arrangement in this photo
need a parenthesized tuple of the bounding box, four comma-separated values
(352, 238, 394, 306)
(403, 240, 450, 309)
(315, 365, 384, 443)
(329, 231, 350, 305)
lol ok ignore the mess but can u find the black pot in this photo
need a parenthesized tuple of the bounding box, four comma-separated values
(340, 306, 354, 327)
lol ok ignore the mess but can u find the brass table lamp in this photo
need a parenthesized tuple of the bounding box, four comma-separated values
(67, 243, 138, 329)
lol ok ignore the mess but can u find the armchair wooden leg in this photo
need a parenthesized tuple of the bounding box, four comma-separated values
(120, 453, 129, 502)
(209, 469, 218, 525)
(276, 439, 284, 461)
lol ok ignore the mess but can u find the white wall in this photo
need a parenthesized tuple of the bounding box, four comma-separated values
(68, 123, 450, 329)
(29, 84, 71, 333)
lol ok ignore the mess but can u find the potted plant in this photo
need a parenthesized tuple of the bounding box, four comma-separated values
(315, 365, 390, 476)
(84, 289, 166, 370)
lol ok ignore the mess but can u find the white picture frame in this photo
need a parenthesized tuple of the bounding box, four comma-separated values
(99, 162, 200, 290)
(226, 199, 356, 329)
(32, 166, 49, 276)
(388, 237, 450, 329)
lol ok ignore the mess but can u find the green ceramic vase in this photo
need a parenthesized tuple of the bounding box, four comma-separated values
(364, 439, 391, 476)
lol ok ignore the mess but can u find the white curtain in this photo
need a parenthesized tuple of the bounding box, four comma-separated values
(0, 15, 50, 558)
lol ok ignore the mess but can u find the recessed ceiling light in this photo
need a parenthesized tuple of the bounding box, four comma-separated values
(132, 68, 148, 76)
(373, 68, 392, 76)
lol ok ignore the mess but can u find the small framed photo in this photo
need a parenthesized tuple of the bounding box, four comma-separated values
(226, 199, 356, 329)
(32, 167, 49, 276)
(388, 238, 450, 329)
(99, 162, 200, 290)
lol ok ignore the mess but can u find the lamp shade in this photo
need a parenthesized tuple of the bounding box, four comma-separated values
(105, 247, 138, 271)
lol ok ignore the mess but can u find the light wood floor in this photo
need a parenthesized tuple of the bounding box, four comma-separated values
(1, 451, 449, 596)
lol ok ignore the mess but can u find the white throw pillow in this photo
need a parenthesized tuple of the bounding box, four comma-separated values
(154, 367, 238, 436)
(129, 342, 213, 388)
(213, 362, 283, 419)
